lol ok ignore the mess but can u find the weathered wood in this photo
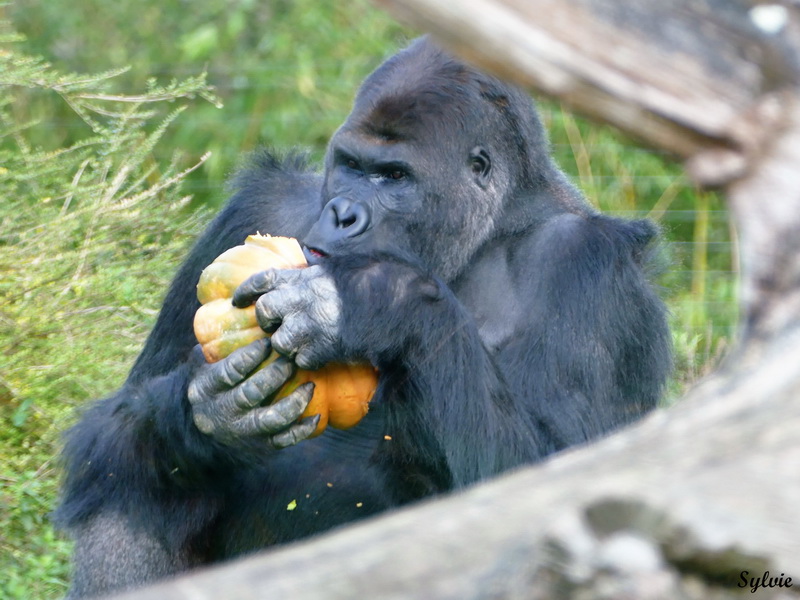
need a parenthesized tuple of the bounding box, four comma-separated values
(374, 0, 799, 186)
(104, 1, 800, 598)
(110, 335, 800, 599)
(727, 96, 800, 349)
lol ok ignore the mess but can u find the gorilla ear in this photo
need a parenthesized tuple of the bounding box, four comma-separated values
(469, 146, 492, 188)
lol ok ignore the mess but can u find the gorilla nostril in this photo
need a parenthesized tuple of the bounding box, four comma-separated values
(311, 196, 371, 248)
(339, 215, 357, 229)
(326, 197, 369, 237)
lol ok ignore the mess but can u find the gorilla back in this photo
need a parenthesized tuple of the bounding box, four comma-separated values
(57, 37, 671, 598)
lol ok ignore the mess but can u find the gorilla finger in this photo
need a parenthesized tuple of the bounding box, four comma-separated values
(254, 287, 308, 331)
(254, 293, 282, 333)
(295, 345, 327, 371)
(269, 318, 310, 359)
(244, 355, 296, 401)
(189, 344, 209, 369)
(271, 415, 321, 449)
(214, 338, 273, 387)
(231, 382, 314, 436)
(232, 269, 279, 308)
(189, 338, 272, 401)
(230, 376, 273, 410)
(233, 268, 305, 308)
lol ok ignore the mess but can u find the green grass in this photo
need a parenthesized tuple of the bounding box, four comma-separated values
(0, 3, 737, 597)
(6, 0, 411, 208)
(0, 23, 216, 597)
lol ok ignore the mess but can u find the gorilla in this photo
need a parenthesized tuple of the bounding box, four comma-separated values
(56, 37, 671, 597)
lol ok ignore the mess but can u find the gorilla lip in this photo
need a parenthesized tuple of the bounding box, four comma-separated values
(303, 245, 329, 264)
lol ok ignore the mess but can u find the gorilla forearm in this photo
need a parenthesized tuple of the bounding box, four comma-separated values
(66, 510, 199, 600)
(56, 363, 234, 532)
(326, 255, 544, 486)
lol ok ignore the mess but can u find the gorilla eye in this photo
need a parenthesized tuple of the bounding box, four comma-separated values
(346, 159, 359, 170)
(469, 146, 492, 186)
(377, 166, 408, 181)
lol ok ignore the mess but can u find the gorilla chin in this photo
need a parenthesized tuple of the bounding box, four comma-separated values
(56, 36, 672, 599)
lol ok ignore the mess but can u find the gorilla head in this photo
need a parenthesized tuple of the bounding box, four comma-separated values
(303, 37, 563, 282)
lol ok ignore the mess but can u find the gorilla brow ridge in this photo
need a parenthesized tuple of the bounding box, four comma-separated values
(362, 85, 471, 141)
(357, 38, 545, 189)
(354, 41, 474, 141)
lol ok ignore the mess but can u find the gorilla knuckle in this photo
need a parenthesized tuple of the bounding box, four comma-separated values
(271, 416, 318, 449)
(249, 269, 278, 293)
(271, 320, 305, 356)
(276, 388, 310, 417)
(255, 294, 282, 324)
(192, 412, 216, 435)
(252, 357, 293, 392)
(294, 348, 319, 370)
(252, 404, 294, 435)
(232, 381, 259, 410)
(233, 270, 274, 307)
(269, 335, 294, 359)
(219, 358, 246, 387)
(187, 380, 201, 404)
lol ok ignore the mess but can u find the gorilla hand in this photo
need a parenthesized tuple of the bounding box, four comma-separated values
(233, 266, 343, 370)
(187, 338, 320, 449)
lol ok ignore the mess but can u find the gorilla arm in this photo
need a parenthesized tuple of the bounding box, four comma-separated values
(56, 155, 323, 597)
(58, 155, 322, 514)
(501, 213, 671, 452)
(233, 254, 545, 490)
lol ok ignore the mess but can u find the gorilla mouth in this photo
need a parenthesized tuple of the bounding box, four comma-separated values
(303, 245, 329, 265)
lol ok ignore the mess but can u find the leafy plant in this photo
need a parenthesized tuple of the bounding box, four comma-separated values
(0, 20, 216, 600)
(7, 0, 411, 206)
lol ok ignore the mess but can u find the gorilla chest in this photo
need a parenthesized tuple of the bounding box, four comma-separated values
(452, 247, 524, 352)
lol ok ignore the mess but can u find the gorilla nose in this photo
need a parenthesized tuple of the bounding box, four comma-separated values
(302, 197, 371, 262)
(324, 197, 370, 238)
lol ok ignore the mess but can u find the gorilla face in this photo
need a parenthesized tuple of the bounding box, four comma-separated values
(303, 130, 497, 282)
(301, 39, 521, 282)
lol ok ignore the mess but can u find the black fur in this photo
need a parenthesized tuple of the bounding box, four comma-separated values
(57, 38, 671, 598)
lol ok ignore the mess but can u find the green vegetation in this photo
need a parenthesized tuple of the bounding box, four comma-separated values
(0, 18, 218, 599)
(8, 0, 411, 205)
(0, 2, 736, 598)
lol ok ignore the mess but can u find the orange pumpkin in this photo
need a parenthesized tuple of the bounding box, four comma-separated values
(193, 234, 378, 436)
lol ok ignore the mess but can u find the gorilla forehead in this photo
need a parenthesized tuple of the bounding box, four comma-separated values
(338, 37, 551, 183)
(345, 38, 492, 142)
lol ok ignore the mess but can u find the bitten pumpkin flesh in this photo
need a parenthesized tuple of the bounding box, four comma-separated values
(193, 234, 377, 436)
